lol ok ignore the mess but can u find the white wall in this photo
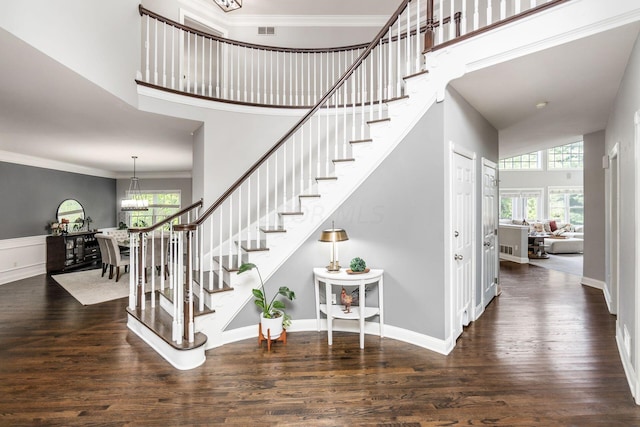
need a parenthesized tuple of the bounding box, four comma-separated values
(0, 0, 140, 106)
(604, 31, 640, 398)
(582, 130, 606, 285)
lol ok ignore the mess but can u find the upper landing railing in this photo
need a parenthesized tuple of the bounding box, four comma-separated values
(138, 0, 563, 109)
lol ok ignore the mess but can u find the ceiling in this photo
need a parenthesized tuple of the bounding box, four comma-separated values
(0, 1, 638, 177)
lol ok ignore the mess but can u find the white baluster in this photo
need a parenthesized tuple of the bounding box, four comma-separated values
(387, 27, 393, 99)
(162, 22, 167, 87)
(193, 33, 197, 93)
(237, 186, 242, 265)
(531, 0, 536, 9)
(515, 0, 521, 14)
(208, 38, 212, 96)
(487, 0, 493, 26)
(500, 0, 506, 20)
(145, 15, 150, 82)
(415, 0, 421, 71)
(396, 19, 401, 96)
(201, 35, 206, 95)
(247, 47, 250, 103)
(171, 25, 176, 90)
(460, 0, 467, 36)
(474, 0, 480, 30)
(266, 158, 270, 229)
(283, 144, 287, 209)
(247, 176, 251, 249)
(449, 0, 455, 41)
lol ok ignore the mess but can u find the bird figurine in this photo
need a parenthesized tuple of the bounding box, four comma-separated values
(341, 287, 352, 313)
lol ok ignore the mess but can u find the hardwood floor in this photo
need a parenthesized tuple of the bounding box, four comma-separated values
(1, 263, 639, 426)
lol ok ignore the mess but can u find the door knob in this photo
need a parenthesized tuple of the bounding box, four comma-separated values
(454, 231, 459, 237)
(454, 254, 463, 261)
(484, 242, 491, 247)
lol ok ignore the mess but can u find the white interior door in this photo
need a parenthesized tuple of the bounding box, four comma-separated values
(452, 149, 475, 339)
(608, 146, 619, 315)
(482, 159, 498, 306)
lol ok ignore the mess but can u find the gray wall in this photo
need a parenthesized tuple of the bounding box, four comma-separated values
(0, 161, 116, 239)
(444, 86, 499, 311)
(583, 130, 605, 283)
(228, 87, 498, 340)
(605, 32, 640, 372)
(228, 102, 447, 338)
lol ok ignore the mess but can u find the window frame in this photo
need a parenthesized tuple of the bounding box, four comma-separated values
(127, 190, 182, 228)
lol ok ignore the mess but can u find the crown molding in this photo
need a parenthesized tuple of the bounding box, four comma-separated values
(0, 150, 117, 179)
(179, 0, 388, 28)
(115, 171, 193, 180)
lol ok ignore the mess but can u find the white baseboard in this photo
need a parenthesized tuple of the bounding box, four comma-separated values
(603, 283, 614, 314)
(499, 253, 529, 264)
(0, 235, 47, 285)
(616, 323, 639, 403)
(581, 276, 605, 290)
(221, 318, 451, 355)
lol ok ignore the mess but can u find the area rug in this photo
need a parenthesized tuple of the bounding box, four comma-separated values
(52, 269, 130, 305)
(528, 253, 583, 277)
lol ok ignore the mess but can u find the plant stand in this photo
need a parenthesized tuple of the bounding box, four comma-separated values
(258, 323, 287, 352)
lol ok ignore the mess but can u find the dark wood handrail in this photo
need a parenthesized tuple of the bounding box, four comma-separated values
(140, 4, 460, 55)
(129, 198, 204, 234)
(139, 5, 369, 54)
(425, 0, 570, 53)
(194, 0, 411, 226)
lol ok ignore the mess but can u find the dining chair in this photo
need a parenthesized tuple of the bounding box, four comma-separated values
(95, 234, 111, 277)
(105, 235, 130, 282)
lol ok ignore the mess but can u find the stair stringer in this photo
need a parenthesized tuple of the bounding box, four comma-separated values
(195, 60, 470, 350)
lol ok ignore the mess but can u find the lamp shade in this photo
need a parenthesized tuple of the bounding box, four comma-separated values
(319, 228, 349, 243)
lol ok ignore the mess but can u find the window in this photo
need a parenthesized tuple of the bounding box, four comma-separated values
(500, 189, 542, 221)
(499, 151, 541, 170)
(548, 187, 583, 225)
(128, 191, 181, 228)
(547, 141, 584, 169)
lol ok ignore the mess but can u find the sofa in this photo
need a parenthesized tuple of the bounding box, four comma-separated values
(544, 237, 583, 254)
(500, 219, 584, 254)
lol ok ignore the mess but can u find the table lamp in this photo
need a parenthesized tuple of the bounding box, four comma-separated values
(319, 221, 349, 272)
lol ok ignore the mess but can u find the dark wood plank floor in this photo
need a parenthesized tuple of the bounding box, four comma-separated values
(1, 262, 639, 426)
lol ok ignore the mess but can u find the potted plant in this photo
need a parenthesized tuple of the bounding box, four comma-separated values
(238, 262, 296, 340)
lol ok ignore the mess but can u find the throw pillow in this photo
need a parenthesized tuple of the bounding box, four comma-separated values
(533, 223, 545, 233)
(549, 220, 557, 232)
(543, 222, 552, 233)
(553, 229, 565, 236)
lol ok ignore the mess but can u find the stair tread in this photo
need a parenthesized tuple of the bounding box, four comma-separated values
(238, 239, 269, 252)
(192, 270, 235, 295)
(126, 304, 208, 351)
(404, 69, 429, 80)
(367, 117, 391, 125)
(350, 138, 373, 144)
(158, 287, 216, 316)
(386, 94, 410, 104)
(214, 255, 248, 272)
(260, 226, 287, 233)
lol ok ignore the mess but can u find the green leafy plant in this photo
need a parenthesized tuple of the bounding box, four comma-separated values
(238, 263, 296, 329)
(350, 257, 367, 272)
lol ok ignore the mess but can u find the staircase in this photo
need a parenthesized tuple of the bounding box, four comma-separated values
(127, 0, 575, 369)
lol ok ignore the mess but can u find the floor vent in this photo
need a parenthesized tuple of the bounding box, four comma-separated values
(258, 26, 275, 36)
(500, 245, 513, 255)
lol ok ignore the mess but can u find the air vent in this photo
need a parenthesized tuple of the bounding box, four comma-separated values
(499, 245, 513, 255)
(258, 26, 275, 36)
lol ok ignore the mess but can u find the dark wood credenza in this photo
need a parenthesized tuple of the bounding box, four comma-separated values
(46, 231, 100, 273)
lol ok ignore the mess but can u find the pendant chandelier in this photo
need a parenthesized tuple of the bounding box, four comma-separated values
(213, 0, 242, 12)
(121, 156, 149, 211)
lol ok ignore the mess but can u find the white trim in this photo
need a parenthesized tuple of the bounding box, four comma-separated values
(0, 235, 47, 285)
(137, 84, 309, 117)
(220, 320, 453, 356)
(0, 150, 116, 179)
(178, 0, 389, 28)
(127, 313, 206, 370)
(499, 253, 529, 264)
(617, 323, 639, 403)
(635, 109, 640, 404)
(581, 276, 605, 290)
